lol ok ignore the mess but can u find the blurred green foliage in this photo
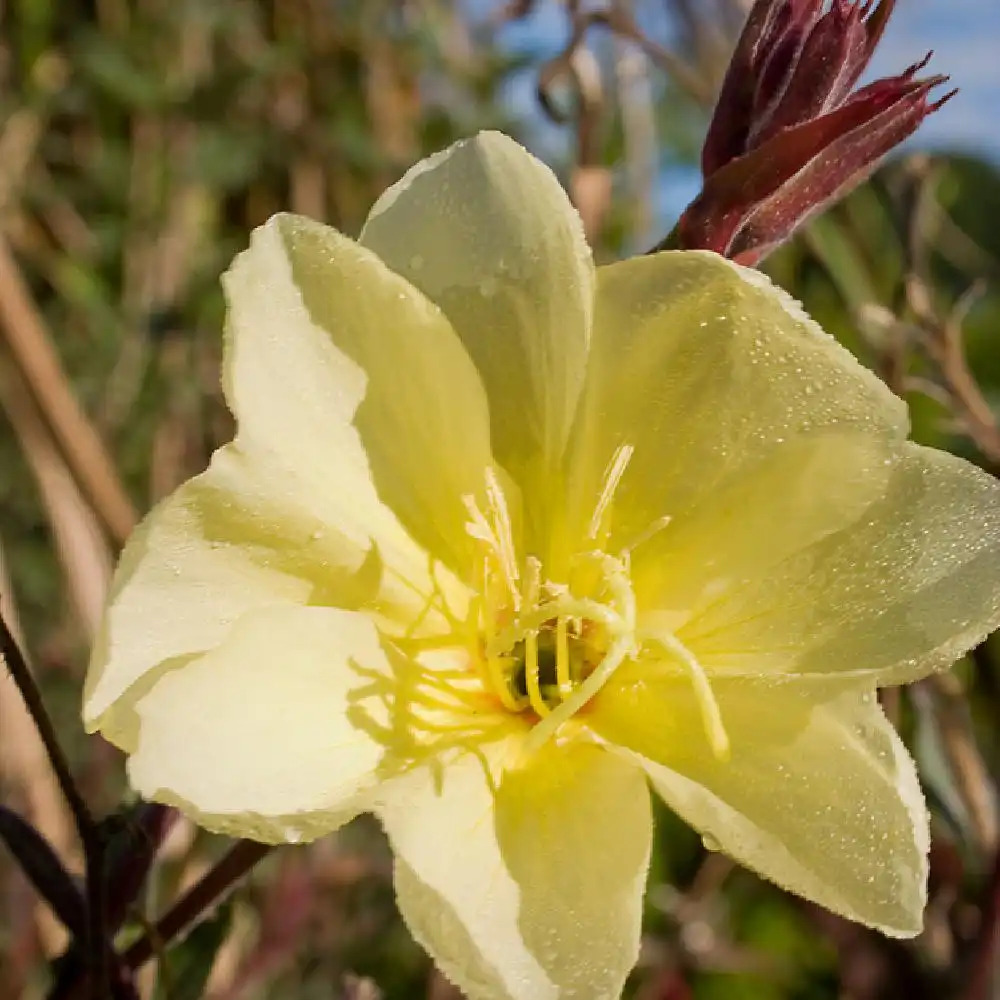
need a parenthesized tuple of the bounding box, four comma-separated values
(1, 2, 999, 999)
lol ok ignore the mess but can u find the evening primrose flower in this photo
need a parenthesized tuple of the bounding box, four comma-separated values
(85, 132, 1000, 1000)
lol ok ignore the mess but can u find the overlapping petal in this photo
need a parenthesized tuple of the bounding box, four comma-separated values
(224, 214, 491, 586)
(589, 666, 928, 936)
(88, 212, 496, 741)
(679, 443, 1000, 685)
(563, 251, 907, 568)
(127, 605, 390, 842)
(629, 429, 895, 628)
(378, 742, 651, 1000)
(360, 132, 594, 536)
(271, 214, 497, 575)
(84, 445, 382, 745)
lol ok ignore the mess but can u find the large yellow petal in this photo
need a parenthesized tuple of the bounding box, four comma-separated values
(630, 429, 895, 623)
(562, 251, 907, 568)
(83, 443, 392, 747)
(360, 132, 594, 535)
(127, 605, 390, 843)
(679, 442, 1000, 686)
(221, 214, 458, 594)
(377, 740, 651, 1000)
(272, 213, 497, 575)
(590, 668, 928, 936)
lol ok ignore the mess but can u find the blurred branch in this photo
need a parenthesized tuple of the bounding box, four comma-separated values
(341, 974, 383, 1000)
(533, 3, 713, 116)
(0, 537, 79, 955)
(913, 675, 998, 856)
(614, 35, 657, 246)
(0, 236, 137, 545)
(910, 276, 1000, 468)
(0, 363, 112, 637)
(964, 846, 1000, 1000)
(121, 840, 273, 973)
(0, 613, 96, 860)
(0, 610, 112, 996)
(901, 161, 1000, 469)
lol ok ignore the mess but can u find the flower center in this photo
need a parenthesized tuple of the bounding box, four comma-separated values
(461, 453, 731, 758)
(461, 460, 641, 749)
(481, 550, 637, 742)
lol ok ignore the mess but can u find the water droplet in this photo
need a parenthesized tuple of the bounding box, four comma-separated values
(702, 833, 722, 852)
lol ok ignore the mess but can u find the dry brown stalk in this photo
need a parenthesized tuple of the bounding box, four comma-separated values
(0, 361, 112, 637)
(0, 236, 137, 545)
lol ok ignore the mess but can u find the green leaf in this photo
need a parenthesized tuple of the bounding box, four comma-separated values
(154, 902, 233, 1000)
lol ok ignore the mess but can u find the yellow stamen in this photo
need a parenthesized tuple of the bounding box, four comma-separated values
(523, 630, 550, 717)
(589, 444, 634, 541)
(555, 615, 571, 698)
(643, 629, 730, 761)
(487, 652, 526, 712)
(523, 555, 541, 608)
(488, 596, 624, 655)
(485, 467, 520, 604)
(527, 632, 634, 751)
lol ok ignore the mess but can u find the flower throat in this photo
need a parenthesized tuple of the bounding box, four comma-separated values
(462, 454, 730, 758)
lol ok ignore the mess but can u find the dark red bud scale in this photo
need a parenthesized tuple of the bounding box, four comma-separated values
(679, 0, 949, 264)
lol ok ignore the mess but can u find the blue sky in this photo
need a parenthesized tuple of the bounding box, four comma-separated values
(477, 0, 999, 159)
(464, 0, 998, 236)
(870, 0, 1000, 158)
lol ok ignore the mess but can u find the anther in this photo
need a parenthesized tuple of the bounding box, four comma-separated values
(523, 630, 550, 717)
(487, 650, 526, 713)
(555, 616, 572, 698)
(643, 629, 730, 761)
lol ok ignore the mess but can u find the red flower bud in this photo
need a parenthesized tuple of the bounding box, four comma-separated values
(678, 0, 953, 264)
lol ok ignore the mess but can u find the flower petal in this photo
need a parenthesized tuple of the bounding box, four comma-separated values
(360, 132, 594, 516)
(631, 429, 895, 621)
(269, 213, 496, 574)
(127, 605, 390, 843)
(84, 444, 389, 744)
(590, 671, 928, 936)
(378, 741, 651, 1000)
(680, 442, 1000, 685)
(564, 251, 907, 563)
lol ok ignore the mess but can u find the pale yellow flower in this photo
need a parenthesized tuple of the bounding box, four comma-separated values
(85, 132, 1000, 1000)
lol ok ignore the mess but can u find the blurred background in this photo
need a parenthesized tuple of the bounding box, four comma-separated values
(0, 1, 998, 998)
